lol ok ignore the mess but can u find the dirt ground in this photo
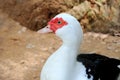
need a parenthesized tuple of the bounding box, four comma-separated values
(0, 11, 120, 80)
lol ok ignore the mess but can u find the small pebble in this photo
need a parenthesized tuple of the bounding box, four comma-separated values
(92, 33, 99, 38)
(41, 59, 45, 63)
(115, 50, 119, 53)
(26, 43, 35, 49)
(18, 27, 27, 34)
(107, 46, 115, 50)
(99, 34, 108, 39)
(101, 41, 106, 44)
(41, 47, 48, 51)
(20, 61, 25, 64)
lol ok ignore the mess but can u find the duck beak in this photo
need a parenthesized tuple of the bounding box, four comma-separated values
(37, 25, 53, 33)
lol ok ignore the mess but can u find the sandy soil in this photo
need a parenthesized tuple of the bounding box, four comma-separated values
(0, 11, 120, 80)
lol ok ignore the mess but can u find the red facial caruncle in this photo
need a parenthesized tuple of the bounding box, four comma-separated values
(48, 17, 68, 33)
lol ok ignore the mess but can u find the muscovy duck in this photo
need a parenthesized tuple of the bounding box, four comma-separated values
(38, 13, 120, 80)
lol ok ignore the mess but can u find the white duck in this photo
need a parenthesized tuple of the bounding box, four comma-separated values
(38, 13, 120, 80)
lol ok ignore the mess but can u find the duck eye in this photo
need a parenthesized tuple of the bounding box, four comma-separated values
(57, 21, 61, 24)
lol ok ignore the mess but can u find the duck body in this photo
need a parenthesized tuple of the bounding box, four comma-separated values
(41, 45, 96, 80)
(77, 53, 120, 80)
(38, 13, 120, 80)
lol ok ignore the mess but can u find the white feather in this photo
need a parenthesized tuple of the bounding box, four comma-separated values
(40, 13, 88, 80)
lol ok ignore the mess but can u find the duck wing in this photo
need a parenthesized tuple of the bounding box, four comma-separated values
(77, 53, 120, 80)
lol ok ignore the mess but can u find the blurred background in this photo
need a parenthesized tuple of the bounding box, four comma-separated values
(0, 0, 120, 80)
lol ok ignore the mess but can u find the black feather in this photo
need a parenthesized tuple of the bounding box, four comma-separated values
(77, 53, 120, 80)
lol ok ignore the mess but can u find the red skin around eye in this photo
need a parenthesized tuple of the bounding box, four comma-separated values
(48, 17, 68, 32)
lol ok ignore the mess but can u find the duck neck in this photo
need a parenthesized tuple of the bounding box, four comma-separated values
(62, 37, 81, 54)
(42, 37, 81, 80)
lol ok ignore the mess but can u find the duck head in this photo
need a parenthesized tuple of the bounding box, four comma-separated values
(38, 13, 83, 47)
